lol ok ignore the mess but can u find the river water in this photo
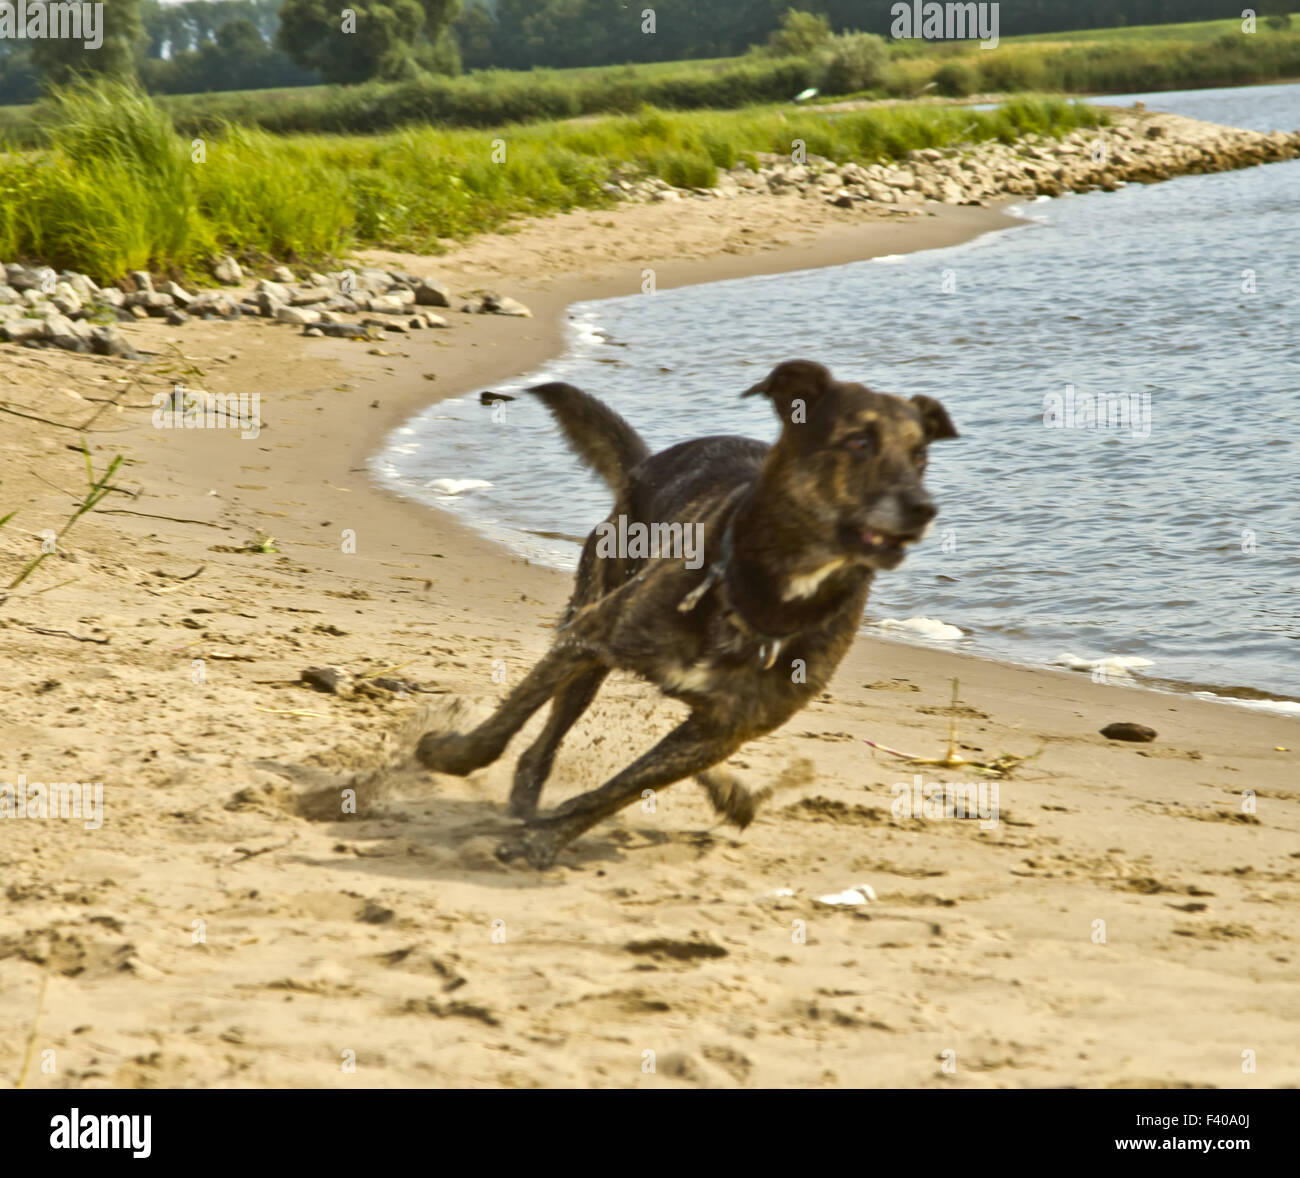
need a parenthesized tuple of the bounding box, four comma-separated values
(373, 83, 1300, 708)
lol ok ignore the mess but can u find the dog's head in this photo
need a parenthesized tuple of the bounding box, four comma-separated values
(742, 359, 957, 573)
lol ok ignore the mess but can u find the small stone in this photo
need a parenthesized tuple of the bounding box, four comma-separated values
(413, 277, 452, 307)
(275, 305, 321, 325)
(1100, 722, 1157, 743)
(482, 293, 531, 318)
(211, 255, 242, 285)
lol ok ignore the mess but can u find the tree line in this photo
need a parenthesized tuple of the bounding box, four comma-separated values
(0, 0, 1288, 105)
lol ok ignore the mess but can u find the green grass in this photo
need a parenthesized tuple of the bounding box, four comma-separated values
(0, 83, 1103, 283)
(3, 13, 1296, 143)
(1002, 16, 1293, 45)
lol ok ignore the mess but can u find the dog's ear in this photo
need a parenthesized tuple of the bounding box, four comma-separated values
(910, 394, 958, 442)
(741, 360, 831, 425)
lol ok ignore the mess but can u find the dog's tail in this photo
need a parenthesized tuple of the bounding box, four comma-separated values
(530, 381, 650, 495)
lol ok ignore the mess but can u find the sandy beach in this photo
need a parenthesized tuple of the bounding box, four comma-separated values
(1, 187, 1296, 1090)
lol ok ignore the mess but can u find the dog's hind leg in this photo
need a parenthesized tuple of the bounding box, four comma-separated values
(417, 644, 600, 776)
(508, 667, 609, 819)
(495, 714, 746, 869)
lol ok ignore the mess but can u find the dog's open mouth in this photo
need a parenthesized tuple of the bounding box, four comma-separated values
(845, 525, 920, 558)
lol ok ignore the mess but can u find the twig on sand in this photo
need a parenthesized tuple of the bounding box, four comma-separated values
(230, 833, 298, 863)
(863, 677, 1041, 777)
(15, 970, 48, 1090)
(98, 509, 230, 530)
(22, 625, 109, 645)
(254, 706, 330, 718)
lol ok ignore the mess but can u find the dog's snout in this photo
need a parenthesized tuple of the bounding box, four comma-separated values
(904, 498, 937, 530)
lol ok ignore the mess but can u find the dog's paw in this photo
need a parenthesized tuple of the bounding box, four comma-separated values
(494, 825, 564, 870)
(416, 731, 489, 776)
(697, 769, 771, 831)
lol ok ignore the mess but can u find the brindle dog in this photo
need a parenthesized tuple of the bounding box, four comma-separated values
(417, 360, 957, 868)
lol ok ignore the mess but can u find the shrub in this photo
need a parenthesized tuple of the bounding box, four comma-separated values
(817, 32, 888, 95)
(933, 60, 977, 97)
(766, 10, 833, 58)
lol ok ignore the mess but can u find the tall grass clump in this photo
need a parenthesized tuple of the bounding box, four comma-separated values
(2, 82, 210, 277)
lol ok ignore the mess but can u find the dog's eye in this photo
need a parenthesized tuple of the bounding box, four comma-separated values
(841, 433, 874, 452)
(912, 448, 928, 468)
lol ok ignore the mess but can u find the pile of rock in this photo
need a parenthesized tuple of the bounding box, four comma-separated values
(602, 111, 1300, 211)
(0, 258, 531, 357)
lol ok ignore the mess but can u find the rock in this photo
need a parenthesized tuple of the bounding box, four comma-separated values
(314, 322, 372, 339)
(163, 281, 193, 306)
(275, 305, 321, 325)
(60, 271, 98, 297)
(420, 312, 449, 328)
(1100, 722, 1157, 743)
(0, 284, 19, 304)
(8, 265, 52, 292)
(256, 279, 291, 303)
(127, 270, 153, 293)
(272, 265, 295, 283)
(90, 324, 134, 357)
(189, 292, 239, 318)
(413, 277, 452, 307)
(211, 255, 242, 285)
(355, 267, 394, 293)
(165, 308, 190, 326)
(256, 291, 284, 317)
(366, 294, 413, 315)
(303, 327, 324, 337)
(307, 272, 331, 288)
(460, 297, 485, 314)
(93, 287, 125, 309)
(482, 293, 532, 318)
(289, 287, 331, 306)
(479, 391, 515, 406)
(125, 290, 174, 311)
(360, 315, 408, 333)
(1, 318, 48, 343)
(44, 313, 92, 351)
(51, 283, 82, 316)
(300, 665, 354, 698)
(238, 302, 261, 318)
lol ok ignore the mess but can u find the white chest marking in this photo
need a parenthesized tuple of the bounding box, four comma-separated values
(782, 558, 848, 601)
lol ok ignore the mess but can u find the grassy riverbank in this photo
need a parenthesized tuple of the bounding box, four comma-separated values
(0, 85, 1101, 282)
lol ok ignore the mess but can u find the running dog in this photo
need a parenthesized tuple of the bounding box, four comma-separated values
(417, 360, 957, 867)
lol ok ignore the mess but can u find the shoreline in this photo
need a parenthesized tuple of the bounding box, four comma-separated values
(2, 153, 1298, 1089)
(363, 201, 1299, 714)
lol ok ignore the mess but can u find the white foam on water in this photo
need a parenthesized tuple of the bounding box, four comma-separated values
(1053, 652, 1155, 676)
(875, 617, 964, 641)
(1191, 692, 1300, 719)
(869, 253, 907, 264)
(425, 478, 493, 496)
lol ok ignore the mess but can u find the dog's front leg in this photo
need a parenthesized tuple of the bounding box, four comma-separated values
(495, 715, 744, 869)
(417, 642, 600, 776)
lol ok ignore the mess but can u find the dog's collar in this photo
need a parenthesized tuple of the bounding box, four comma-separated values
(677, 513, 786, 670)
